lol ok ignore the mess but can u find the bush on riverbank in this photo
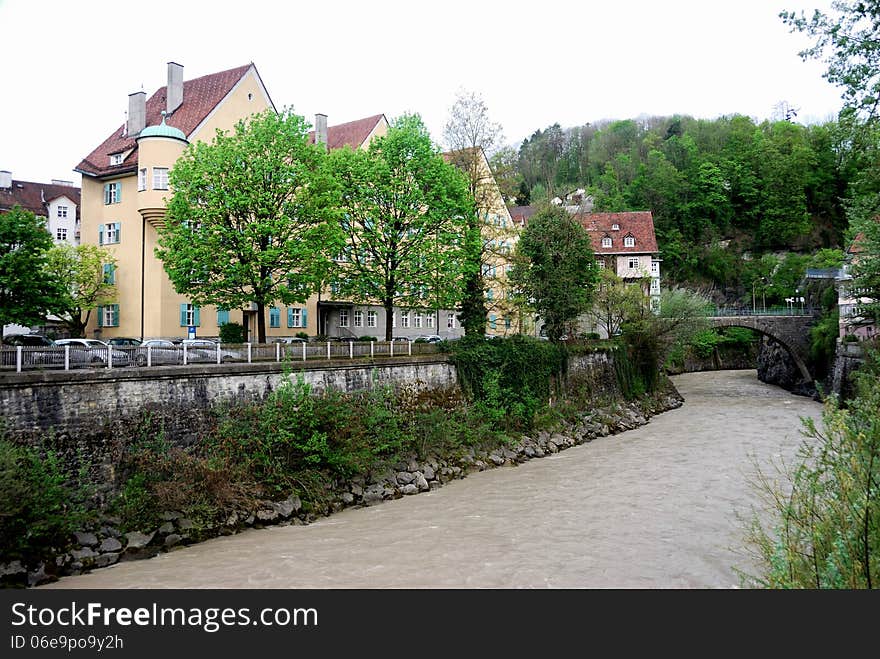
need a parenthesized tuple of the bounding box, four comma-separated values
(743, 348, 880, 588)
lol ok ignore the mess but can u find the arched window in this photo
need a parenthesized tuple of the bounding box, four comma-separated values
(624, 235, 635, 247)
(601, 236, 612, 248)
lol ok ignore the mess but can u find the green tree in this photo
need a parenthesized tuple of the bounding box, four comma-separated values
(156, 109, 343, 344)
(588, 269, 646, 338)
(0, 206, 64, 339)
(509, 205, 599, 342)
(328, 114, 472, 341)
(46, 243, 117, 338)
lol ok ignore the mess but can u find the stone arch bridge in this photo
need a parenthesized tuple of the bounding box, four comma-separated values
(709, 313, 818, 383)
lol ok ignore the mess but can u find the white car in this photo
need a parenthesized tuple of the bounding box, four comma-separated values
(53, 338, 131, 367)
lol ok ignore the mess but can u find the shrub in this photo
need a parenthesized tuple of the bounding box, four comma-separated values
(358, 335, 377, 342)
(295, 332, 309, 340)
(219, 321, 246, 344)
(0, 440, 92, 562)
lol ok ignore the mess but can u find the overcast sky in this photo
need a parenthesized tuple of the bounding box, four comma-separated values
(1, 0, 844, 185)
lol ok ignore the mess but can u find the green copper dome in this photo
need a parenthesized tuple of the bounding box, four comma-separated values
(137, 111, 187, 141)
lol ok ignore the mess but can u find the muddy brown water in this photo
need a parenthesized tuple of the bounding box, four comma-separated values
(42, 369, 822, 589)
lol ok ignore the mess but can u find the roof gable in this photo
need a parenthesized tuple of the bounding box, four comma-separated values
(309, 114, 387, 151)
(0, 179, 81, 217)
(575, 211, 658, 254)
(75, 64, 254, 178)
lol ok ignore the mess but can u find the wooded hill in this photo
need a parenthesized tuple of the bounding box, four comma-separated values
(496, 113, 858, 300)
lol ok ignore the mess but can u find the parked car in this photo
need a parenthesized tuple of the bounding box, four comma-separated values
(134, 339, 182, 366)
(180, 339, 240, 363)
(1, 334, 58, 366)
(414, 335, 442, 343)
(1, 333, 55, 346)
(53, 338, 131, 367)
(272, 337, 307, 344)
(108, 337, 142, 346)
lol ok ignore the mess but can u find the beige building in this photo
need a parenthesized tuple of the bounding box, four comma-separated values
(76, 62, 278, 341)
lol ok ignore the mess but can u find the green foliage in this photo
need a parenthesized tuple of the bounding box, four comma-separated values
(0, 206, 66, 332)
(295, 331, 309, 340)
(157, 108, 344, 343)
(218, 321, 246, 344)
(509, 205, 599, 342)
(450, 335, 567, 429)
(744, 349, 880, 588)
(0, 440, 92, 562)
(810, 309, 840, 380)
(327, 114, 473, 340)
(45, 244, 117, 338)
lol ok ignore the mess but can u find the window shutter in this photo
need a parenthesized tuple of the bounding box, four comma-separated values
(180, 304, 187, 327)
(97, 306, 104, 328)
(115, 222, 121, 243)
(287, 307, 294, 328)
(301, 308, 308, 328)
(112, 305, 119, 327)
(193, 306, 201, 326)
(116, 183, 121, 204)
(103, 184, 110, 205)
(98, 224, 104, 245)
(218, 309, 229, 326)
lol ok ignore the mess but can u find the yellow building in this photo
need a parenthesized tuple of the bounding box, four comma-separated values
(76, 62, 277, 341)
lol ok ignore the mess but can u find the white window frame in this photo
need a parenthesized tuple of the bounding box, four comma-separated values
(602, 237, 612, 248)
(624, 235, 635, 247)
(138, 168, 147, 191)
(367, 310, 377, 328)
(628, 257, 640, 270)
(56, 227, 68, 241)
(104, 182, 120, 205)
(184, 304, 197, 327)
(401, 311, 410, 328)
(426, 313, 434, 328)
(612, 223, 620, 231)
(354, 309, 363, 327)
(105, 223, 119, 244)
(650, 279, 660, 294)
(152, 167, 169, 190)
(651, 261, 659, 275)
(447, 313, 456, 329)
(103, 305, 118, 327)
(414, 313, 422, 328)
(339, 309, 349, 328)
(110, 153, 124, 166)
(289, 307, 302, 328)
(57, 205, 68, 218)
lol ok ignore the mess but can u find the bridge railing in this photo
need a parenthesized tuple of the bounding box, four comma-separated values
(707, 305, 816, 317)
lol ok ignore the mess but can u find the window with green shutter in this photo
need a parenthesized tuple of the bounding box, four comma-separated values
(217, 309, 230, 326)
(103, 182, 121, 205)
(270, 307, 280, 328)
(301, 307, 308, 328)
(103, 263, 116, 285)
(180, 303, 200, 327)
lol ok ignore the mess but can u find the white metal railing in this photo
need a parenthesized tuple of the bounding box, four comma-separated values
(1, 340, 439, 373)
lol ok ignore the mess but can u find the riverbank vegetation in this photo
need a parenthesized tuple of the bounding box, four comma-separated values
(743, 347, 880, 588)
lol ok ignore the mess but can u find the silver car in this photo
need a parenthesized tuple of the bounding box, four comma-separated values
(134, 339, 182, 366)
(53, 338, 131, 367)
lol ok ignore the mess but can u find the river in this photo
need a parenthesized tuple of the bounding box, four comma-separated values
(42, 369, 823, 589)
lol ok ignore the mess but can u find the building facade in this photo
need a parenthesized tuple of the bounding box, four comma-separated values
(0, 171, 80, 245)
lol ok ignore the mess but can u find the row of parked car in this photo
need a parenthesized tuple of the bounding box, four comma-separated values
(0, 334, 236, 368)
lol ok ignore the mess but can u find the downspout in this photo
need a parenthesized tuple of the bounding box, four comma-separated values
(140, 218, 145, 341)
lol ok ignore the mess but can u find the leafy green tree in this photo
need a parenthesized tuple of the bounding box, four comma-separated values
(46, 244, 118, 338)
(588, 269, 646, 338)
(156, 109, 343, 344)
(509, 205, 599, 342)
(0, 206, 64, 339)
(327, 114, 472, 341)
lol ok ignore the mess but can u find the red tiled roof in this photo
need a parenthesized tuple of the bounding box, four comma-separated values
(0, 179, 80, 218)
(75, 64, 255, 178)
(575, 211, 658, 254)
(848, 232, 866, 255)
(308, 114, 386, 151)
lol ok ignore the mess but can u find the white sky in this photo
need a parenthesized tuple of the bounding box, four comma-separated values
(0, 0, 844, 185)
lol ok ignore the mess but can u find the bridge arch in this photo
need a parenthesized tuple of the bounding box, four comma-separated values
(709, 316, 814, 384)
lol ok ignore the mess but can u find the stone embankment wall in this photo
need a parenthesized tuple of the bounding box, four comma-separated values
(831, 341, 865, 401)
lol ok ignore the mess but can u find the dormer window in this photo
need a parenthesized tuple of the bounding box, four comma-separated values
(110, 153, 124, 166)
(624, 234, 635, 248)
(611, 223, 620, 231)
(601, 236, 612, 248)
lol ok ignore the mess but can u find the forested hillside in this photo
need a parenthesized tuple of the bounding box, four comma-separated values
(496, 113, 862, 303)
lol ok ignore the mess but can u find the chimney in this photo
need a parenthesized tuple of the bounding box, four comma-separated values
(315, 113, 328, 151)
(128, 91, 146, 136)
(0, 171, 11, 189)
(167, 62, 184, 115)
